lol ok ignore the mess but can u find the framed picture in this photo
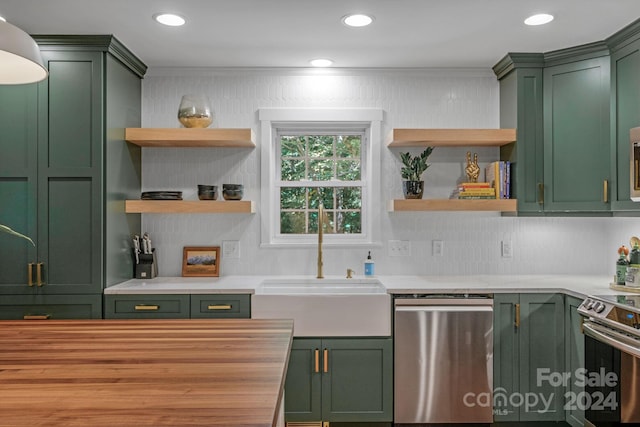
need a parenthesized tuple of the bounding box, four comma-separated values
(182, 246, 220, 277)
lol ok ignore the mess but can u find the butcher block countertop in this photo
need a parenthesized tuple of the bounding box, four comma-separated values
(0, 319, 293, 427)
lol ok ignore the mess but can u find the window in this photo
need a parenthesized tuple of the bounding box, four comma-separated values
(278, 130, 364, 235)
(259, 108, 382, 247)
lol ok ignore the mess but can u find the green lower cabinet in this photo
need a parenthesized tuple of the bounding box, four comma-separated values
(104, 294, 190, 318)
(565, 295, 585, 427)
(0, 294, 102, 319)
(494, 293, 565, 422)
(190, 294, 250, 318)
(285, 337, 392, 423)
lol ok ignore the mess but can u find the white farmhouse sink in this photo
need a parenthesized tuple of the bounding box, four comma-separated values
(251, 277, 391, 337)
(256, 277, 386, 295)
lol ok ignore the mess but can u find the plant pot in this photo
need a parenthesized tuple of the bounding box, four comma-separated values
(403, 180, 424, 199)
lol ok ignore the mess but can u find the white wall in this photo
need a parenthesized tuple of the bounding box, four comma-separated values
(140, 67, 637, 279)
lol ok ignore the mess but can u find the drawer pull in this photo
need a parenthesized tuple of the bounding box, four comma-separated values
(207, 304, 232, 310)
(36, 262, 45, 287)
(323, 348, 328, 373)
(27, 263, 34, 287)
(134, 304, 159, 311)
(514, 303, 521, 329)
(24, 314, 51, 320)
(314, 349, 320, 373)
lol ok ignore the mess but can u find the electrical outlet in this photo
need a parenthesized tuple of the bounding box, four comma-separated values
(389, 240, 411, 257)
(501, 240, 513, 258)
(432, 240, 444, 257)
(222, 240, 240, 259)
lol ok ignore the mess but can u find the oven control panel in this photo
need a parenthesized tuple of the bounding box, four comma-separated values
(579, 297, 640, 330)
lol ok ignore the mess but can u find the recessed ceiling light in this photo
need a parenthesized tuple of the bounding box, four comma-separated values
(342, 14, 374, 28)
(524, 13, 554, 26)
(153, 13, 186, 27)
(310, 58, 333, 67)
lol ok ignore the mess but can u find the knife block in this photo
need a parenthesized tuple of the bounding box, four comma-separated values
(133, 248, 158, 279)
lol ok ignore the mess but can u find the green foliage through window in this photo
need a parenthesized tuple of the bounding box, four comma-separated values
(278, 132, 363, 235)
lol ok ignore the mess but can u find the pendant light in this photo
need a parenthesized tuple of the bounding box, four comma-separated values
(0, 20, 48, 84)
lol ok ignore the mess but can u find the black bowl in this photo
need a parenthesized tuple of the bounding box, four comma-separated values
(198, 185, 218, 200)
(222, 184, 243, 201)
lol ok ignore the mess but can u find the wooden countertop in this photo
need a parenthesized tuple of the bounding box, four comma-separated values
(0, 319, 293, 426)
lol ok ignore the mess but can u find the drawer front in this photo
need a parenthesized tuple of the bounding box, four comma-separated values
(104, 295, 190, 319)
(0, 294, 102, 320)
(191, 294, 251, 318)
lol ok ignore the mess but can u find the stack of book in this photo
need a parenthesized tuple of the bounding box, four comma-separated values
(485, 161, 511, 199)
(455, 182, 496, 199)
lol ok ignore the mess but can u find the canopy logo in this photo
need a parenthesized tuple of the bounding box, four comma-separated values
(463, 368, 618, 415)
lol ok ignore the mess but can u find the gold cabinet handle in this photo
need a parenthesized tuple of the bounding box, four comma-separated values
(27, 263, 34, 287)
(23, 314, 51, 320)
(323, 348, 328, 373)
(603, 179, 609, 203)
(134, 304, 159, 311)
(207, 304, 232, 310)
(36, 262, 44, 287)
(314, 349, 320, 373)
(537, 182, 544, 205)
(515, 303, 521, 328)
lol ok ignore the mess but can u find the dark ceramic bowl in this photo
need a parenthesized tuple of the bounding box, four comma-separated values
(198, 185, 218, 200)
(222, 184, 244, 201)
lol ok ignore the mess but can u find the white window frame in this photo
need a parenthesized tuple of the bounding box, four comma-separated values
(259, 108, 383, 248)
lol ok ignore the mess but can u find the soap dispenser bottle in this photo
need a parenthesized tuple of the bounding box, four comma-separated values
(364, 251, 375, 276)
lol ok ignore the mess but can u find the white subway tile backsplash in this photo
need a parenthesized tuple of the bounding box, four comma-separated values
(140, 67, 627, 278)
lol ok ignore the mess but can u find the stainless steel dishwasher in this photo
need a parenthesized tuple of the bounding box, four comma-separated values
(394, 294, 494, 424)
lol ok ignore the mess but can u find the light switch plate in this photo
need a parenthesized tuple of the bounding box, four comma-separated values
(432, 240, 444, 256)
(389, 240, 411, 257)
(501, 240, 513, 258)
(222, 240, 240, 259)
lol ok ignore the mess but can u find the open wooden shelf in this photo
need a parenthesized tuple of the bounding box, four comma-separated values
(125, 128, 255, 147)
(389, 198, 517, 212)
(387, 128, 516, 147)
(125, 200, 255, 214)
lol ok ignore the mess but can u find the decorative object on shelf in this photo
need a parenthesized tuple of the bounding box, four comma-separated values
(182, 246, 220, 277)
(0, 20, 48, 84)
(465, 151, 480, 183)
(222, 184, 244, 201)
(400, 147, 434, 199)
(178, 94, 213, 128)
(197, 185, 218, 200)
(141, 191, 183, 200)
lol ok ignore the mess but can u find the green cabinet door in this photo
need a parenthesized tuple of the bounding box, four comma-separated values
(0, 84, 39, 291)
(519, 293, 565, 421)
(611, 38, 640, 211)
(284, 338, 322, 422)
(565, 295, 585, 426)
(493, 293, 521, 421)
(495, 54, 545, 214)
(37, 50, 104, 294)
(543, 57, 611, 212)
(284, 337, 392, 423)
(322, 337, 392, 422)
(493, 293, 565, 422)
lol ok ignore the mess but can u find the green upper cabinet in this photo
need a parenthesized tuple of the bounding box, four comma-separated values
(543, 52, 611, 212)
(494, 54, 544, 214)
(0, 36, 146, 318)
(495, 45, 613, 215)
(609, 21, 640, 211)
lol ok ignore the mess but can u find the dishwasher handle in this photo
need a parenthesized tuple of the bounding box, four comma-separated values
(395, 298, 493, 307)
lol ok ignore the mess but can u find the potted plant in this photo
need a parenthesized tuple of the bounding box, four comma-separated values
(400, 147, 434, 199)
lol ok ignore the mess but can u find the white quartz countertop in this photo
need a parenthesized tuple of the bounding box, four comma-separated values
(104, 274, 635, 299)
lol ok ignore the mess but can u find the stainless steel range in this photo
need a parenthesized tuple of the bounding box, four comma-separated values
(578, 294, 640, 426)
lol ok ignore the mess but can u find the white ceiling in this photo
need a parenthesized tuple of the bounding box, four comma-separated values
(2, 0, 640, 69)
